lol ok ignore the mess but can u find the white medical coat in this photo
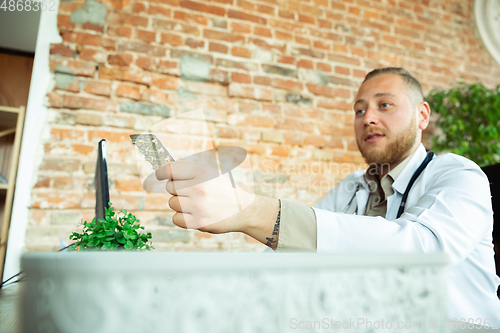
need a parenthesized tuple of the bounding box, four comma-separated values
(314, 144, 500, 322)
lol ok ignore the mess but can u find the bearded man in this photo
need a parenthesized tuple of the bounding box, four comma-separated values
(155, 67, 500, 322)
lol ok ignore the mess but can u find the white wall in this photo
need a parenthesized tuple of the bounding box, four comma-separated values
(0, 9, 41, 52)
(4, 3, 61, 280)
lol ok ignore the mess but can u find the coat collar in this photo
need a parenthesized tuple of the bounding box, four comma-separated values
(391, 144, 428, 194)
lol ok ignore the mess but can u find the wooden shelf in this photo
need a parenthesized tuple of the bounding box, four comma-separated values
(0, 105, 25, 283)
(0, 128, 15, 139)
(0, 107, 20, 130)
(0, 106, 21, 113)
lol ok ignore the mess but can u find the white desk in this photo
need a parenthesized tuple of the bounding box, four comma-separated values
(2, 252, 497, 332)
(15, 252, 455, 332)
(2, 252, 496, 332)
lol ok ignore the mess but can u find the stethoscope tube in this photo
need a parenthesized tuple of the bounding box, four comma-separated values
(396, 151, 434, 218)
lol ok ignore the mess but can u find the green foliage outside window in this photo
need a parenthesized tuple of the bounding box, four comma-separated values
(426, 82, 500, 167)
(69, 203, 154, 251)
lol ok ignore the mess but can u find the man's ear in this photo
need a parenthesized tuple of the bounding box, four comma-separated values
(417, 101, 431, 130)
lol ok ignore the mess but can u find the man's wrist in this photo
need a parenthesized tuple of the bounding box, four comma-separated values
(265, 199, 281, 249)
(240, 195, 281, 248)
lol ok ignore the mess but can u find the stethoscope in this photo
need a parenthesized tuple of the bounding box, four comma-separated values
(341, 151, 435, 219)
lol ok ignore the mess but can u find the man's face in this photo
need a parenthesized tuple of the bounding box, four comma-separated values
(353, 74, 420, 167)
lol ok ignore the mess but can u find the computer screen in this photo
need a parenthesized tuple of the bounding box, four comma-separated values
(95, 139, 109, 222)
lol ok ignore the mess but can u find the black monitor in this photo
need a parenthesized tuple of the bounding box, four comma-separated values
(482, 163, 500, 242)
(95, 139, 110, 222)
(481, 162, 500, 298)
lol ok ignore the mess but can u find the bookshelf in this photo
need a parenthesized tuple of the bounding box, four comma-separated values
(0, 105, 25, 283)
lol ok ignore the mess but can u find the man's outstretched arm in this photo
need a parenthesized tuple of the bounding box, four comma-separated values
(154, 161, 282, 249)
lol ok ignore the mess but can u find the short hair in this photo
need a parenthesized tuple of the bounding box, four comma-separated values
(363, 67, 424, 107)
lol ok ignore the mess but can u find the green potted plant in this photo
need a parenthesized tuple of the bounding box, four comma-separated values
(69, 203, 154, 251)
(426, 81, 500, 167)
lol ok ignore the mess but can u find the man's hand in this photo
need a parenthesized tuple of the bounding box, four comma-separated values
(154, 161, 281, 249)
(155, 161, 251, 232)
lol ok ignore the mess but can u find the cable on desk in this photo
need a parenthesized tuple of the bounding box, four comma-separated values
(0, 242, 75, 289)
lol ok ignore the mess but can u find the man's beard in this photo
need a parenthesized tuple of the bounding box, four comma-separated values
(357, 117, 417, 167)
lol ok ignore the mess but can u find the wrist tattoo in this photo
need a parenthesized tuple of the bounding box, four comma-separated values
(265, 200, 281, 248)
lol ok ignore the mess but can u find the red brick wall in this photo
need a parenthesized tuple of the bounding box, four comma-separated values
(27, 0, 500, 251)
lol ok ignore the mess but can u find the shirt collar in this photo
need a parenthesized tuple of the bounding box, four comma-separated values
(362, 147, 416, 193)
(387, 153, 412, 180)
(363, 165, 379, 192)
(359, 144, 427, 193)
